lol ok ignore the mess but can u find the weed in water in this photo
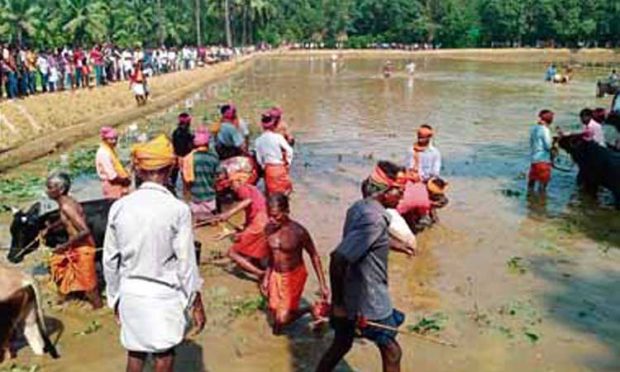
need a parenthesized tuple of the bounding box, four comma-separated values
(407, 312, 448, 335)
(506, 256, 527, 275)
(73, 320, 102, 336)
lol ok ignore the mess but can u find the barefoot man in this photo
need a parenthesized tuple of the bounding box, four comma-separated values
(46, 172, 103, 309)
(217, 172, 270, 278)
(104, 135, 205, 372)
(261, 193, 329, 334)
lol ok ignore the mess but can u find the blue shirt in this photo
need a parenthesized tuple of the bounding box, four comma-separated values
(216, 122, 244, 148)
(530, 124, 552, 164)
(334, 198, 392, 320)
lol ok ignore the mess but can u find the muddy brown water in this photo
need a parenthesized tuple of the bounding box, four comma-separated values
(3, 55, 620, 371)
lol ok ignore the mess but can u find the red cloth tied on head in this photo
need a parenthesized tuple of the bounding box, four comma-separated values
(269, 107, 283, 119)
(417, 126, 433, 139)
(178, 113, 192, 126)
(100, 126, 118, 140)
(369, 164, 407, 190)
(261, 112, 277, 130)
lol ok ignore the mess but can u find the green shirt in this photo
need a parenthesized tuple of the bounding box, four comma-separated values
(190, 150, 222, 202)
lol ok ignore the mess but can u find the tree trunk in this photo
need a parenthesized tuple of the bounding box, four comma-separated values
(195, 0, 202, 45)
(224, 0, 233, 47)
(242, 2, 248, 46)
(157, 0, 164, 45)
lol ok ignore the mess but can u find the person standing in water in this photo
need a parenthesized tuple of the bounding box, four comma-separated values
(528, 110, 554, 193)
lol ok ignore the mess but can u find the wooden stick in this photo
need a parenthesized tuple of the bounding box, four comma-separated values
(364, 320, 457, 348)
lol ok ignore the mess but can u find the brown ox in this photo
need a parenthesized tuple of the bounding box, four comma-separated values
(0, 265, 59, 362)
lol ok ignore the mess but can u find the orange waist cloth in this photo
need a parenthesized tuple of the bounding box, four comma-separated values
(230, 211, 269, 259)
(528, 162, 552, 183)
(49, 245, 98, 295)
(264, 164, 292, 195)
(268, 264, 308, 312)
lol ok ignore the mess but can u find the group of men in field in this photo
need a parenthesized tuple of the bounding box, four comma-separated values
(42, 103, 446, 371)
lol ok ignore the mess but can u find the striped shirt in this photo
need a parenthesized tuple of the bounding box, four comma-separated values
(190, 151, 222, 202)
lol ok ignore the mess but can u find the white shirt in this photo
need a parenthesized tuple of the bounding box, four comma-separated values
(255, 131, 294, 167)
(37, 56, 49, 74)
(404, 145, 441, 181)
(103, 182, 203, 309)
(584, 119, 606, 146)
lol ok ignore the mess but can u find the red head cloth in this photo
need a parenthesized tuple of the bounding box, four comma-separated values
(417, 125, 434, 139)
(193, 126, 210, 147)
(261, 112, 277, 130)
(269, 107, 283, 119)
(100, 126, 118, 140)
(178, 112, 192, 126)
(369, 162, 407, 191)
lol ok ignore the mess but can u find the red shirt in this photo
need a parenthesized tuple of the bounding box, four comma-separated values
(235, 184, 266, 225)
(90, 49, 103, 65)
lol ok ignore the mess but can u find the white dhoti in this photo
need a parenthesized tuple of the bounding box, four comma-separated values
(118, 282, 189, 353)
(132, 82, 145, 96)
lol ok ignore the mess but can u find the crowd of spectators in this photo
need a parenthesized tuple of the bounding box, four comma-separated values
(0, 44, 258, 101)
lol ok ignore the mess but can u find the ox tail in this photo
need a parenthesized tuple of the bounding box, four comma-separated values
(25, 282, 60, 359)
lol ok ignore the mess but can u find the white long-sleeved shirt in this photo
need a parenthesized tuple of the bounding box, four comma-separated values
(103, 182, 203, 309)
(255, 131, 294, 167)
(404, 145, 442, 181)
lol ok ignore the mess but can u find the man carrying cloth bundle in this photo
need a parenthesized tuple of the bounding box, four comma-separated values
(96, 126, 131, 199)
(261, 193, 329, 335)
(317, 161, 415, 372)
(182, 126, 223, 222)
(104, 134, 205, 372)
(255, 111, 294, 195)
(215, 172, 270, 278)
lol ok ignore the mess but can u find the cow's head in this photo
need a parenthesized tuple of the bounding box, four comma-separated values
(8, 203, 42, 263)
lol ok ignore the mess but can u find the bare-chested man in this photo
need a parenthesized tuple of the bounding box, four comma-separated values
(261, 193, 329, 334)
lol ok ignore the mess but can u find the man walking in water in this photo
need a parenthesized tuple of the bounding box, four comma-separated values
(262, 193, 329, 334)
(317, 161, 413, 372)
(103, 135, 205, 372)
(528, 110, 554, 193)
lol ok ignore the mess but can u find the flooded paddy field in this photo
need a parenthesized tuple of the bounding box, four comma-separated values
(1, 54, 619, 371)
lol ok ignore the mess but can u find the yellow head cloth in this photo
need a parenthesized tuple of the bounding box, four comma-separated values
(131, 134, 176, 170)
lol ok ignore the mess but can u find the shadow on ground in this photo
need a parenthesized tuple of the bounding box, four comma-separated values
(530, 256, 620, 370)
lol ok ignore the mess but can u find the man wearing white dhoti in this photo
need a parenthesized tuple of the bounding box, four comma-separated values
(103, 135, 206, 372)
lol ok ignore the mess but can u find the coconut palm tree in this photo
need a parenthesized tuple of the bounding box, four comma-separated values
(0, 0, 40, 45)
(60, 0, 108, 45)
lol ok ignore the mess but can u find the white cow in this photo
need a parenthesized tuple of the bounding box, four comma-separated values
(0, 265, 59, 362)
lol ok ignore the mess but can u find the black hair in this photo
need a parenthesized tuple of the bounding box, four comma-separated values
(220, 104, 231, 116)
(579, 108, 593, 118)
(376, 160, 404, 181)
(538, 109, 553, 118)
(267, 193, 289, 213)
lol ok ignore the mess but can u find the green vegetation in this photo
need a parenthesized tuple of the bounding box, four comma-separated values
(407, 312, 448, 335)
(73, 319, 103, 336)
(1, 0, 618, 49)
(0, 365, 39, 372)
(507, 256, 527, 274)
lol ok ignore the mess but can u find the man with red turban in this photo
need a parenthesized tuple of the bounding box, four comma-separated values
(255, 111, 294, 195)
